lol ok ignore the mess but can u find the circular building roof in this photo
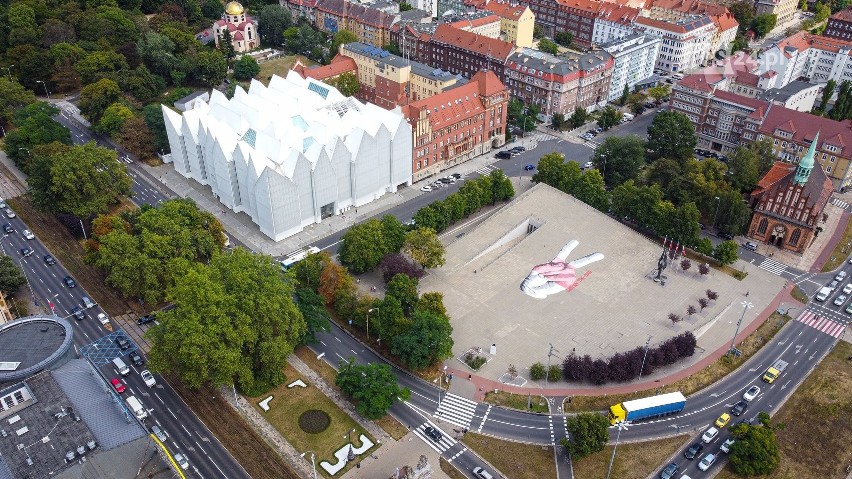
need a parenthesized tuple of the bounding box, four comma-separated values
(0, 316, 75, 383)
(225, 1, 244, 15)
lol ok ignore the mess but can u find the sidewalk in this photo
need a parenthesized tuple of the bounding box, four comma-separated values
(340, 432, 451, 479)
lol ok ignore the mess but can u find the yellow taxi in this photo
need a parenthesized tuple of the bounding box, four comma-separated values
(715, 413, 731, 428)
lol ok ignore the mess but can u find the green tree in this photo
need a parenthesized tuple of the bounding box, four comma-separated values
(592, 135, 646, 187)
(336, 360, 410, 419)
(386, 273, 419, 314)
(74, 50, 129, 85)
(746, 136, 776, 176)
(219, 27, 237, 64)
(597, 105, 623, 130)
(648, 85, 671, 102)
(731, 35, 749, 54)
(729, 1, 755, 32)
(538, 38, 559, 54)
(529, 362, 546, 380)
(729, 145, 761, 192)
(561, 413, 610, 459)
(329, 71, 360, 97)
(136, 32, 178, 79)
(551, 112, 565, 130)
(414, 291, 448, 318)
(574, 169, 610, 211)
(391, 310, 453, 370)
(0, 256, 26, 294)
(729, 416, 781, 475)
(403, 227, 445, 268)
(331, 29, 358, 54)
(647, 110, 697, 162)
(619, 84, 629, 106)
(554, 31, 573, 47)
(814, 2, 831, 21)
(196, 50, 228, 87)
(79, 78, 122, 124)
(713, 240, 740, 265)
(147, 249, 306, 394)
(382, 215, 407, 253)
(400, 1, 413, 10)
(2, 102, 71, 173)
(489, 168, 515, 202)
(339, 218, 387, 273)
(233, 55, 261, 80)
(626, 92, 648, 114)
(751, 14, 777, 38)
(295, 287, 331, 343)
(28, 142, 132, 218)
(819, 78, 836, 113)
(257, 4, 292, 47)
(569, 106, 589, 128)
(96, 103, 134, 135)
(0, 78, 36, 127)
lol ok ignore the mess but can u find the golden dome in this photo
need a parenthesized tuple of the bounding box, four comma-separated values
(224, 1, 244, 15)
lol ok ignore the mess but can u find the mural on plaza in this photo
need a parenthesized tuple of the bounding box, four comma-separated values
(520, 240, 604, 299)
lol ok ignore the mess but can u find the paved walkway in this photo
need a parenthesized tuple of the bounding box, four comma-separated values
(340, 431, 451, 479)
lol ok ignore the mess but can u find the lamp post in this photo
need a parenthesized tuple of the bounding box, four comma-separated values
(35, 80, 50, 99)
(544, 343, 560, 386)
(728, 301, 753, 356)
(4, 65, 12, 81)
(366, 307, 377, 339)
(637, 335, 653, 381)
(605, 420, 630, 479)
(346, 429, 356, 462)
(712, 196, 721, 230)
(300, 451, 318, 479)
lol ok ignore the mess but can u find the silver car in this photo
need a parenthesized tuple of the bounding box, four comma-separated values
(174, 453, 189, 470)
(834, 294, 847, 306)
(151, 425, 168, 442)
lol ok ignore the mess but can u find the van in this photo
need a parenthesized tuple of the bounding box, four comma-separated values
(816, 287, 832, 302)
(472, 467, 493, 479)
(112, 357, 130, 377)
(622, 113, 634, 121)
(125, 395, 147, 420)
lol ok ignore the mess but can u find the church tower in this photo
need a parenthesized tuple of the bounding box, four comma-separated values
(794, 131, 819, 186)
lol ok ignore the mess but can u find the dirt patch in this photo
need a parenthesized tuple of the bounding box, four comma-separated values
(572, 434, 689, 479)
(463, 432, 555, 479)
(166, 376, 300, 479)
(715, 341, 852, 479)
(440, 457, 467, 479)
(563, 312, 790, 413)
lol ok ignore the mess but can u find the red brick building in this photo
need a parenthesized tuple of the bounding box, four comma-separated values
(402, 70, 509, 182)
(427, 24, 516, 82)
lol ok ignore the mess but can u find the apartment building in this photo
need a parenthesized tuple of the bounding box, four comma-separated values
(427, 23, 516, 81)
(403, 70, 509, 181)
(449, 14, 503, 38)
(635, 15, 716, 72)
(311, 0, 396, 46)
(824, 9, 852, 41)
(477, 0, 536, 48)
(758, 32, 852, 87)
(504, 48, 613, 116)
(523, 0, 601, 47)
(755, 0, 797, 26)
(592, 3, 641, 45)
(601, 32, 662, 101)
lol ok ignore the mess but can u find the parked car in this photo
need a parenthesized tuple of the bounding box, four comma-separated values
(4, 208, 15, 218)
(659, 462, 679, 479)
(836, 271, 847, 281)
(743, 385, 760, 401)
(420, 185, 433, 192)
(524, 164, 535, 171)
(450, 173, 461, 179)
(2, 223, 13, 233)
(129, 350, 144, 367)
(715, 413, 731, 428)
(174, 453, 190, 470)
(843, 283, 852, 294)
(22, 229, 34, 240)
(0, 200, 6, 209)
(152, 425, 168, 442)
(720, 233, 734, 241)
(20, 247, 33, 257)
(698, 453, 717, 471)
(71, 306, 85, 321)
(510, 146, 526, 152)
(141, 369, 157, 387)
(743, 242, 757, 251)
(63, 276, 76, 288)
(702, 426, 719, 443)
(110, 378, 125, 393)
(423, 426, 442, 442)
(835, 294, 848, 306)
(720, 438, 736, 453)
(137, 313, 157, 325)
(731, 400, 749, 416)
(44, 254, 56, 265)
(683, 442, 704, 459)
(115, 335, 130, 350)
(495, 151, 512, 159)
(846, 302, 852, 314)
(830, 280, 840, 291)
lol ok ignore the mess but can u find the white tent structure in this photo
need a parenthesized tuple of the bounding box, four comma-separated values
(161, 72, 412, 242)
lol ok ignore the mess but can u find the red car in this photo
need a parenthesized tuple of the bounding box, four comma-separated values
(111, 378, 126, 393)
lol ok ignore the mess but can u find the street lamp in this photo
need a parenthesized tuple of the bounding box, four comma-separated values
(637, 335, 653, 381)
(299, 451, 318, 479)
(712, 196, 721, 230)
(345, 428, 356, 462)
(35, 80, 50, 99)
(366, 307, 377, 339)
(728, 301, 753, 356)
(605, 420, 630, 479)
(544, 343, 560, 386)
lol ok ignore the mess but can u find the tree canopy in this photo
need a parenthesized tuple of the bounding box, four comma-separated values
(592, 135, 646, 187)
(0, 256, 26, 295)
(336, 360, 410, 419)
(147, 248, 306, 394)
(233, 55, 261, 80)
(561, 413, 610, 459)
(729, 413, 781, 475)
(647, 110, 697, 162)
(2, 102, 71, 173)
(403, 227, 445, 269)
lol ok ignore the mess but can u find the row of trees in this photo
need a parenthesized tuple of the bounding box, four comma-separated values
(338, 215, 445, 274)
(561, 332, 697, 384)
(412, 170, 515, 233)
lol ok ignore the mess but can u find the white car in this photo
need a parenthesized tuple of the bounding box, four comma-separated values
(420, 185, 433, 192)
(720, 438, 735, 453)
(835, 271, 847, 281)
(4, 208, 15, 218)
(835, 294, 848, 306)
(582, 161, 594, 169)
(22, 229, 34, 240)
(843, 283, 852, 295)
(173, 453, 189, 470)
(702, 426, 719, 443)
(698, 453, 717, 471)
(97, 313, 110, 325)
(141, 370, 157, 387)
(743, 385, 760, 401)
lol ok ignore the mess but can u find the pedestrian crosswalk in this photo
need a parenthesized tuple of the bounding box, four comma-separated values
(582, 139, 601, 150)
(526, 131, 560, 144)
(831, 197, 849, 209)
(797, 311, 846, 338)
(474, 165, 499, 175)
(413, 421, 458, 453)
(758, 258, 787, 275)
(435, 392, 478, 429)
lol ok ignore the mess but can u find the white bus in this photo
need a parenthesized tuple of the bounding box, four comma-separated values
(279, 246, 320, 270)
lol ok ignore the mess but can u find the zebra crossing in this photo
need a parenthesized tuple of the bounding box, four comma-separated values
(474, 165, 499, 175)
(831, 197, 849, 209)
(582, 139, 601, 150)
(413, 421, 459, 454)
(526, 131, 560, 143)
(758, 258, 787, 275)
(797, 311, 846, 338)
(435, 392, 478, 429)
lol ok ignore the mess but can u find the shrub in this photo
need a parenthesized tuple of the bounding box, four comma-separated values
(529, 362, 546, 380)
(379, 253, 425, 283)
(464, 352, 487, 370)
(298, 409, 331, 433)
(547, 365, 561, 382)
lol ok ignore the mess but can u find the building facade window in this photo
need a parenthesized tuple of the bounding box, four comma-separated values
(757, 217, 769, 234)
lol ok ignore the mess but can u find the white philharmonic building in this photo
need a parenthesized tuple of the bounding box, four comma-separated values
(161, 72, 413, 242)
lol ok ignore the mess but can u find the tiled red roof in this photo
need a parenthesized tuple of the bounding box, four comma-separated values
(482, 1, 529, 19)
(759, 106, 852, 158)
(431, 24, 515, 60)
(472, 70, 504, 96)
(733, 71, 760, 87)
(403, 70, 507, 128)
(597, 3, 640, 24)
(753, 162, 794, 194)
(450, 14, 501, 30)
(831, 8, 852, 22)
(713, 11, 739, 32)
(234, 31, 244, 40)
(293, 55, 357, 81)
(678, 72, 723, 92)
(773, 31, 852, 58)
(553, 0, 602, 13)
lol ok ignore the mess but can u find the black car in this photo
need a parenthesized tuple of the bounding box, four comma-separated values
(684, 442, 704, 459)
(20, 247, 33, 257)
(731, 400, 749, 416)
(524, 164, 536, 171)
(71, 306, 85, 321)
(495, 151, 512, 159)
(659, 462, 679, 479)
(115, 336, 130, 350)
(137, 313, 157, 325)
(450, 173, 461, 179)
(44, 254, 56, 265)
(720, 233, 734, 241)
(129, 350, 144, 366)
(423, 426, 442, 443)
(2, 223, 13, 233)
(63, 276, 77, 288)
(511, 146, 526, 152)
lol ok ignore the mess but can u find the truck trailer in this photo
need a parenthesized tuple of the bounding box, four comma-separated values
(762, 359, 788, 383)
(609, 392, 686, 425)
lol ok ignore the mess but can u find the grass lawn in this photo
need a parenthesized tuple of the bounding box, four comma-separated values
(821, 213, 852, 272)
(258, 55, 316, 83)
(463, 432, 555, 479)
(715, 341, 852, 479)
(564, 312, 790, 413)
(248, 363, 376, 478)
(573, 434, 688, 479)
(440, 457, 467, 479)
(483, 390, 550, 413)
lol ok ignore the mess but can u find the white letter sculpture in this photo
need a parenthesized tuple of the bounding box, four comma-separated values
(520, 240, 604, 299)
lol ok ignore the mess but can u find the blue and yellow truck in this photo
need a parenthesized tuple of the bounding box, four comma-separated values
(608, 392, 686, 425)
